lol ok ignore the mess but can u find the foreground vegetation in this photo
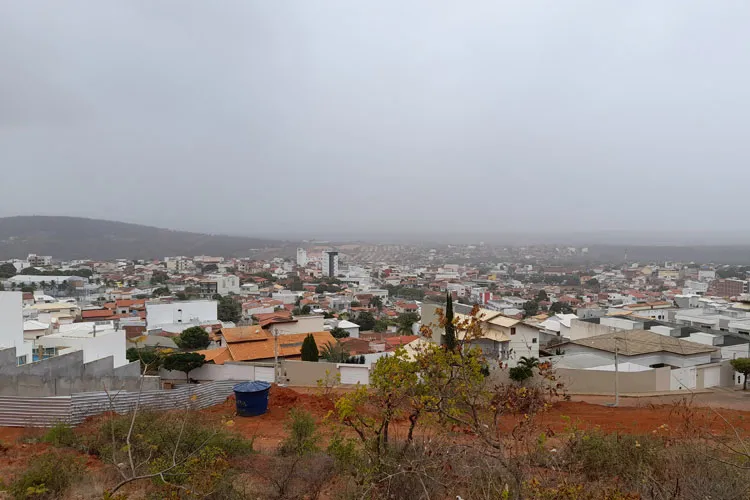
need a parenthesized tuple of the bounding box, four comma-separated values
(2, 307, 748, 499)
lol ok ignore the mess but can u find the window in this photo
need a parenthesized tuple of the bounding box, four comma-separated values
(510, 327, 516, 335)
(532, 338, 537, 344)
(17, 355, 27, 366)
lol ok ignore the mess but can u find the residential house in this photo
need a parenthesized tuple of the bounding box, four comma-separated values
(204, 326, 336, 364)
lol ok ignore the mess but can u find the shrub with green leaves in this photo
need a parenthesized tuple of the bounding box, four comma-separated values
(279, 409, 319, 456)
(10, 451, 82, 499)
(41, 422, 79, 448)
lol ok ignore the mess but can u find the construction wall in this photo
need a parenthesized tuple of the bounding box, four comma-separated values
(0, 348, 157, 396)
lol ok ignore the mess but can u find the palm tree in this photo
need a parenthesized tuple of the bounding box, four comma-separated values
(320, 342, 351, 363)
(518, 356, 539, 370)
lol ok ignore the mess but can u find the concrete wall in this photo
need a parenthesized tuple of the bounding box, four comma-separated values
(556, 366, 666, 394)
(160, 361, 257, 382)
(280, 360, 340, 386)
(0, 347, 155, 396)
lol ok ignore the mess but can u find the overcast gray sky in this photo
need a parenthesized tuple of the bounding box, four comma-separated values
(2, 1, 750, 240)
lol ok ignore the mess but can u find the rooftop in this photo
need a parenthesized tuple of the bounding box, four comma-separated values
(569, 329, 717, 356)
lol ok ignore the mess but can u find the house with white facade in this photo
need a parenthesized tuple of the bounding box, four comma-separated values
(146, 300, 218, 331)
(36, 322, 128, 368)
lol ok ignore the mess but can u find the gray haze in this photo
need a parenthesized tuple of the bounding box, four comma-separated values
(2, 1, 750, 242)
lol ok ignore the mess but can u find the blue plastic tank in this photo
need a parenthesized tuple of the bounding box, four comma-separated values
(233, 381, 271, 417)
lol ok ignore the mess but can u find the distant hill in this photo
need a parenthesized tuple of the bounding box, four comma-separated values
(0, 216, 287, 260)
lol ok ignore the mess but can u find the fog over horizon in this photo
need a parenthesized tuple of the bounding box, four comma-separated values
(2, 1, 750, 242)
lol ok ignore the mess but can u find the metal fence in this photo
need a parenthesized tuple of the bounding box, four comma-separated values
(0, 396, 72, 427)
(0, 380, 242, 427)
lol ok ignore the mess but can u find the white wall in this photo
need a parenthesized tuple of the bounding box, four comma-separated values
(146, 300, 217, 329)
(507, 324, 539, 366)
(0, 292, 32, 362)
(160, 362, 256, 382)
(37, 330, 127, 367)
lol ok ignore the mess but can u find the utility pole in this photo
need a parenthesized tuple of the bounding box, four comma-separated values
(613, 338, 620, 407)
(273, 327, 279, 384)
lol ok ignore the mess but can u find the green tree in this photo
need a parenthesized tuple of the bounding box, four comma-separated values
(300, 334, 319, 362)
(0, 263, 17, 278)
(288, 277, 304, 291)
(370, 296, 384, 312)
(396, 312, 420, 333)
(126, 348, 162, 373)
(536, 290, 549, 302)
(330, 327, 349, 339)
(202, 263, 218, 273)
(730, 357, 750, 390)
(174, 326, 211, 350)
(320, 342, 351, 363)
(549, 302, 574, 314)
(356, 311, 376, 331)
(150, 271, 168, 285)
(509, 356, 540, 383)
(162, 352, 206, 382)
(217, 295, 242, 323)
(444, 293, 457, 351)
(523, 300, 539, 317)
(374, 319, 388, 332)
(151, 286, 171, 297)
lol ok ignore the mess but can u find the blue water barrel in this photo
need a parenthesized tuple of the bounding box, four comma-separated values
(233, 381, 271, 417)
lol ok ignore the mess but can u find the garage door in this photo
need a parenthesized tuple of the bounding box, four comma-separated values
(703, 366, 721, 388)
(255, 366, 275, 383)
(339, 365, 369, 385)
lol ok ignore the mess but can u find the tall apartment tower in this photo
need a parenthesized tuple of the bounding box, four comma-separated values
(296, 248, 308, 267)
(322, 251, 339, 277)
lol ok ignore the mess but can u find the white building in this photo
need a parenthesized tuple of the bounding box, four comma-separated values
(296, 248, 308, 267)
(37, 323, 128, 367)
(336, 320, 361, 339)
(0, 292, 34, 365)
(322, 251, 339, 278)
(199, 275, 240, 296)
(27, 254, 52, 266)
(698, 270, 717, 282)
(165, 257, 194, 273)
(146, 300, 218, 330)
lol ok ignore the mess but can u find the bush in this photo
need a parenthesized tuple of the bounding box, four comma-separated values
(563, 430, 663, 483)
(279, 409, 319, 456)
(10, 451, 83, 499)
(87, 411, 253, 464)
(509, 365, 533, 382)
(41, 422, 78, 448)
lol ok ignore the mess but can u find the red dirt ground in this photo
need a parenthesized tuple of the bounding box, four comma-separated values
(202, 386, 750, 448)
